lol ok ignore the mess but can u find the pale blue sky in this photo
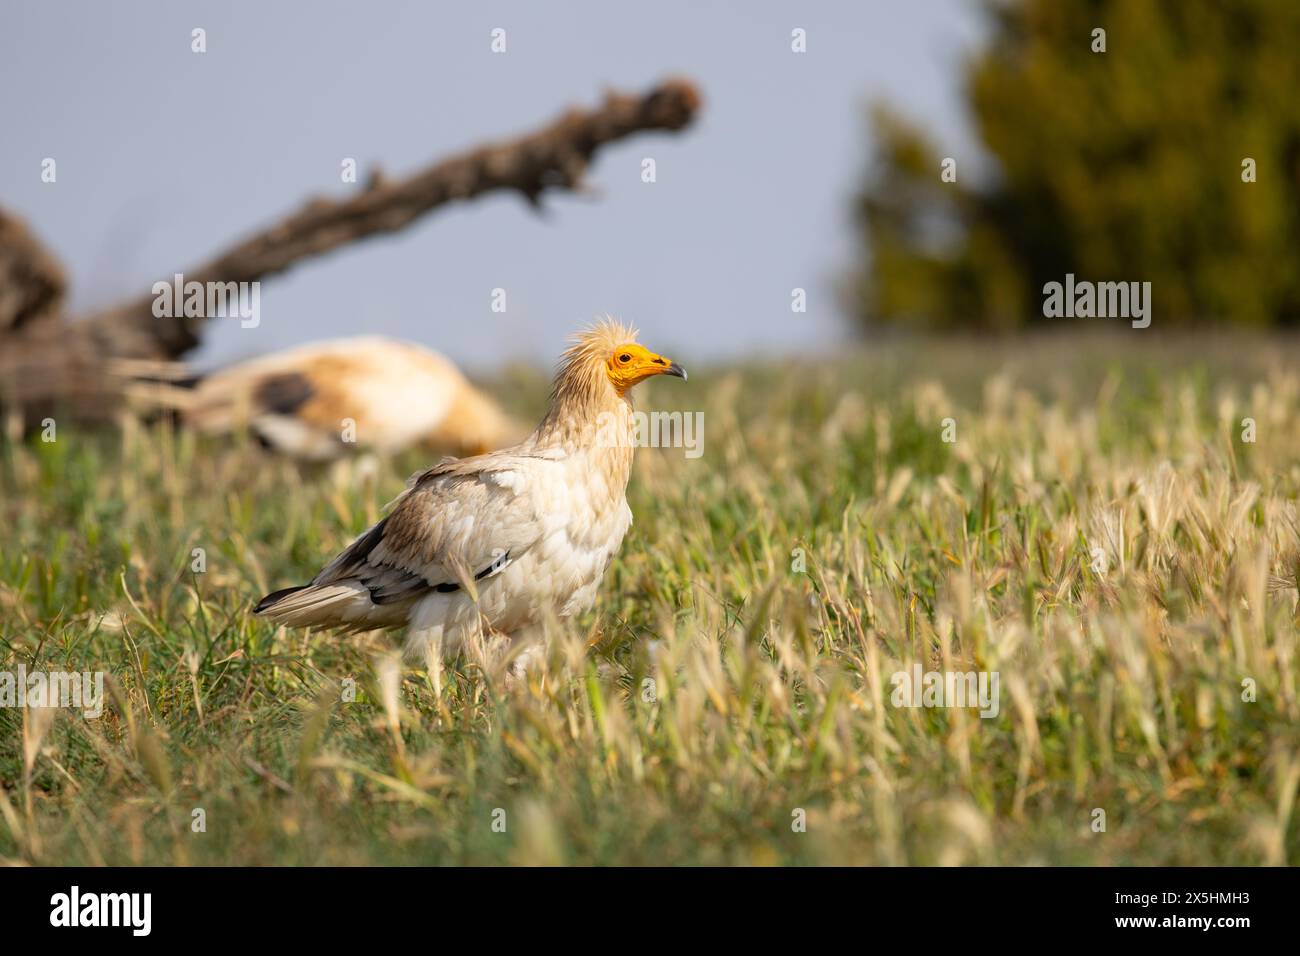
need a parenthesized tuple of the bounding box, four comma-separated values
(2, 0, 985, 372)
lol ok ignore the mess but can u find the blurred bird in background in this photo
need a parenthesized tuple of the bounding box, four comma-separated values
(254, 319, 687, 674)
(127, 336, 525, 461)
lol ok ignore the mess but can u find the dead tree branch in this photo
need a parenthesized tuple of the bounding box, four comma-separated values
(84, 78, 702, 358)
(0, 209, 66, 334)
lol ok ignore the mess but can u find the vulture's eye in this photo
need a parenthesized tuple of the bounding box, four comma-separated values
(618, 353, 632, 364)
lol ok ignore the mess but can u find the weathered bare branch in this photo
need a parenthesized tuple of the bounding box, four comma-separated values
(82, 78, 703, 358)
(0, 209, 66, 334)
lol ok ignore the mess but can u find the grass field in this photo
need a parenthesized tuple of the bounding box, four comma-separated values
(3, 331, 1300, 866)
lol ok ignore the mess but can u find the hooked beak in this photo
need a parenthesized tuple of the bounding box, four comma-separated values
(663, 361, 688, 381)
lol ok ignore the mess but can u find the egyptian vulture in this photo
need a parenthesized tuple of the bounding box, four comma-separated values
(148, 336, 522, 461)
(255, 319, 687, 667)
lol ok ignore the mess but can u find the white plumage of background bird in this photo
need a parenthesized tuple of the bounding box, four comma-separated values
(254, 319, 687, 670)
(132, 336, 523, 461)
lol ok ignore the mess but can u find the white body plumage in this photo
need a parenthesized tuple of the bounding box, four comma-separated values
(255, 321, 683, 666)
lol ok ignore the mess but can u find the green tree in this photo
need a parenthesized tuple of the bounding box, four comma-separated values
(852, 0, 1300, 330)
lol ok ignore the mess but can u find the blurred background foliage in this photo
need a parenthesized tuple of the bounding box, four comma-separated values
(852, 0, 1300, 331)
